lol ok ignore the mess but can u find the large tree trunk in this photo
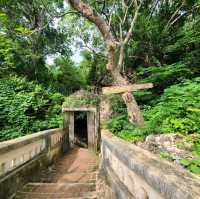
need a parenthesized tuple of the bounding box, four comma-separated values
(122, 92, 144, 127)
(111, 68, 144, 127)
(68, 0, 144, 127)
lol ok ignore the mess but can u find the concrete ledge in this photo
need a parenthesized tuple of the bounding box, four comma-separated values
(102, 161, 134, 199)
(0, 128, 69, 199)
(0, 128, 62, 154)
(0, 153, 47, 199)
(62, 107, 97, 112)
(101, 130, 200, 199)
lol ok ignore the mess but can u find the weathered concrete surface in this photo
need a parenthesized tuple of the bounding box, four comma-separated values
(97, 160, 116, 199)
(101, 130, 200, 199)
(0, 128, 68, 199)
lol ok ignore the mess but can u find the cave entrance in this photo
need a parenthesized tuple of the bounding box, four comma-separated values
(74, 111, 88, 148)
(63, 107, 99, 152)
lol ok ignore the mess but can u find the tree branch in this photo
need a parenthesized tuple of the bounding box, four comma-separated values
(122, 0, 134, 24)
(67, 0, 116, 43)
(148, 0, 159, 20)
(40, 0, 78, 19)
(123, 2, 141, 45)
(166, 11, 189, 30)
(109, 0, 116, 27)
(67, 0, 119, 72)
(164, 2, 184, 31)
(78, 32, 106, 58)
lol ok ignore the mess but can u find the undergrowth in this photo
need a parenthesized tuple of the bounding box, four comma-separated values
(106, 78, 200, 175)
(0, 76, 64, 141)
(63, 88, 99, 108)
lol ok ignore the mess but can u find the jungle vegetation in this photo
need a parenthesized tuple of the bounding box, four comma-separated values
(0, 0, 200, 173)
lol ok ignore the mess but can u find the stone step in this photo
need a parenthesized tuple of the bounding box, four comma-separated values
(14, 182, 96, 198)
(23, 182, 95, 192)
(15, 198, 97, 199)
(14, 148, 99, 199)
(38, 165, 98, 177)
(53, 166, 98, 173)
(39, 171, 97, 183)
(15, 191, 97, 199)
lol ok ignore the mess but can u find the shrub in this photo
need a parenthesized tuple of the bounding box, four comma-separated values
(145, 77, 200, 134)
(63, 88, 99, 108)
(0, 76, 64, 141)
(106, 78, 200, 142)
(106, 115, 148, 142)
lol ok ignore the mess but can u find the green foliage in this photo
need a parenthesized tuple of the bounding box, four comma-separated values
(108, 95, 126, 114)
(117, 131, 144, 142)
(147, 78, 200, 134)
(178, 134, 200, 175)
(0, 76, 64, 141)
(137, 62, 193, 93)
(106, 115, 146, 142)
(107, 78, 200, 143)
(106, 115, 131, 133)
(0, 0, 73, 84)
(193, 143, 200, 156)
(0, 0, 90, 142)
(160, 152, 171, 159)
(180, 159, 200, 175)
(63, 89, 99, 108)
(14, 26, 33, 34)
(165, 15, 200, 68)
(48, 56, 86, 95)
(0, 34, 18, 75)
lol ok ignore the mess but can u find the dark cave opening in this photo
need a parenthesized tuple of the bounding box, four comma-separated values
(74, 111, 88, 148)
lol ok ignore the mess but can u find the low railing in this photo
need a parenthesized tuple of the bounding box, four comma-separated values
(0, 128, 68, 199)
(0, 128, 66, 177)
(101, 130, 200, 199)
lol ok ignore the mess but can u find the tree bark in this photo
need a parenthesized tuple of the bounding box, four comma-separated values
(122, 92, 144, 127)
(67, 0, 144, 127)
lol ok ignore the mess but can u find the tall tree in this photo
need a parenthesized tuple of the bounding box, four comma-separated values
(66, 0, 199, 127)
(0, 0, 71, 82)
(66, 0, 149, 126)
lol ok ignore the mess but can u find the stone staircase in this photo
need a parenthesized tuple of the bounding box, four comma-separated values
(14, 147, 99, 199)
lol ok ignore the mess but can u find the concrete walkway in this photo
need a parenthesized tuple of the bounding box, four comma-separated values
(14, 147, 99, 199)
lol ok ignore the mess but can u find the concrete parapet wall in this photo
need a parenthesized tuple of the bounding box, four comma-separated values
(0, 128, 69, 199)
(101, 130, 200, 199)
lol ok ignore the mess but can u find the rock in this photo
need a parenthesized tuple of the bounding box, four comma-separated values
(138, 134, 188, 159)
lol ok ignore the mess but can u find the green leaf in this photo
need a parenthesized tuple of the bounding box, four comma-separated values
(0, 12, 7, 17)
(14, 26, 33, 34)
(160, 152, 170, 159)
(190, 165, 200, 175)
(191, 159, 200, 166)
(180, 159, 191, 167)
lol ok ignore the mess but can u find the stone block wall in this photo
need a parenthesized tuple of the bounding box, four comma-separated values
(101, 130, 200, 199)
